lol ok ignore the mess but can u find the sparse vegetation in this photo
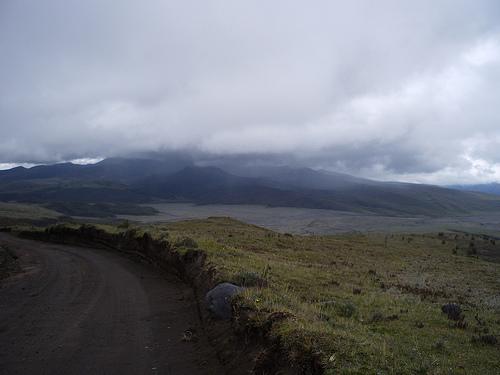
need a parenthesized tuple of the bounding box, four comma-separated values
(150, 218, 500, 374)
(0, 202, 60, 221)
(8, 218, 500, 373)
(46, 201, 158, 218)
(174, 236, 198, 249)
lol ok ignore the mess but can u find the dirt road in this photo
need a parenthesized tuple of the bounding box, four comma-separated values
(0, 233, 223, 375)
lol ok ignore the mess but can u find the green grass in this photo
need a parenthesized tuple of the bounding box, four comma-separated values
(0, 202, 61, 220)
(143, 217, 500, 374)
(45, 202, 158, 218)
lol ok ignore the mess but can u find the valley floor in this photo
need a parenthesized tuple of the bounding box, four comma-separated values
(119, 202, 500, 237)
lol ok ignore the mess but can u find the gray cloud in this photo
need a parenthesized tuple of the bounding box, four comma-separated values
(1, 0, 500, 183)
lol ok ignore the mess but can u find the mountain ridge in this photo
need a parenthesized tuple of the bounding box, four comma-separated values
(1, 158, 500, 216)
(449, 182, 500, 196)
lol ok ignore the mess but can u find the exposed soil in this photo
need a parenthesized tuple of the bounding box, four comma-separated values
(0, 233, 223, 375)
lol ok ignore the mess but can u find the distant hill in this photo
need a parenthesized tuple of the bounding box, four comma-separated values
(134, 165, 500, 216)
(217, 165, 380, 190)
(449, 183, 500, 196)
(0, 156, 192, 183)
(0, 178, 149, 204)
(2, 157, 500, 217)
(134, 166, 315, 207)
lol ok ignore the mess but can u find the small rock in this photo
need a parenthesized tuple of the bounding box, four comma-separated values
(205, 283, 243, 320)
(442, 303, 462, 321)
(181, 329, 198, 342)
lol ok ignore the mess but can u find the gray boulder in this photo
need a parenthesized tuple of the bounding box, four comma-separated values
(442, 303, 462, 321)
(205, 283, 243, 320)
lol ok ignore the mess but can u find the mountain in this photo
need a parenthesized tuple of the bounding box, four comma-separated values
(449, 183, 500, 196)
(133, 165, 500, 216)
(0, 156, 192, 183)
(1, 157, 500, 217)
(216, 165, 379, 190)
(135, 166, 254, 199)
(134, 166, 314, 207)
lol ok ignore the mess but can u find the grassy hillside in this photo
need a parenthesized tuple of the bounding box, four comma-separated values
(0, 202, 62, 227)
(144, 218, 500, 374)
(0, 200, 156, 221)
(45, 202, 158, 218)
(0, 178, 149, 203)
(0, 202, 60, 220)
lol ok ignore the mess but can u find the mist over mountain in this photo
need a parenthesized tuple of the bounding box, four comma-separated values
(2, 1, 500, 185)
(2, 156, 500, 217)
(0, 154, 193, 183)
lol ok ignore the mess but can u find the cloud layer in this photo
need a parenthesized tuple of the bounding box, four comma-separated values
(1, 0, 500, 183)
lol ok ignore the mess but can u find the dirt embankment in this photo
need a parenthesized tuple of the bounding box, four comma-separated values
(18, 225, 311, 374)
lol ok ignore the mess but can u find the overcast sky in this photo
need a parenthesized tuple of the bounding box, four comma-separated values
(1, 0, 500, 184)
